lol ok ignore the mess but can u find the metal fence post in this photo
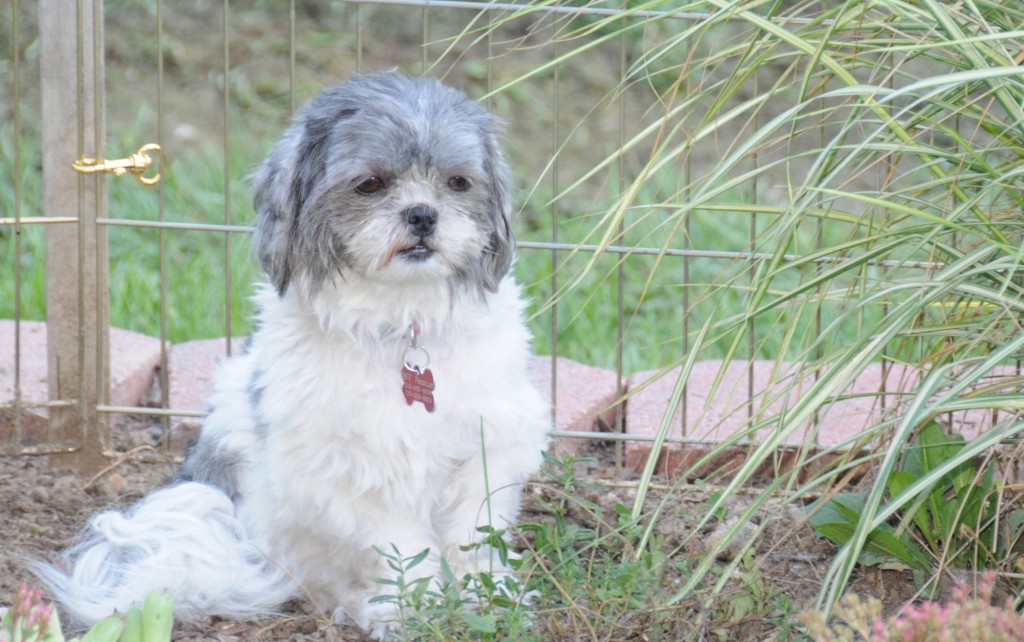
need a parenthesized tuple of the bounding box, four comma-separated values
(40, 0, 109, 473)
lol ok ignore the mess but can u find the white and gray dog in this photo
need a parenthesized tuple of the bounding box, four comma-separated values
(37, 72, 551, 638)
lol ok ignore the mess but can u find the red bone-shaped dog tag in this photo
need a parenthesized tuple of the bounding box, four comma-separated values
(401, 366, 436, 412)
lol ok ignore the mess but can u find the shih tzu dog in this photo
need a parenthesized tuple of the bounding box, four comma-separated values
(37, 72, 551, 639)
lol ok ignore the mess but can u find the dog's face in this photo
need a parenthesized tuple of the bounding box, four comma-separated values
(252, 73, 514, 297)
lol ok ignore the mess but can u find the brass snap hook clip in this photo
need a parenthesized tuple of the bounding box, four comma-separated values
(72, 143, 162, 186)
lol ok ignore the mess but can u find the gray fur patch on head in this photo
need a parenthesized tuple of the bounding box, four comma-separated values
(251, 72, 514, 297)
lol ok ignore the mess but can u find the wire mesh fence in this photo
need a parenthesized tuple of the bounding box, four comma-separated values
(2, 0, 1020, 473)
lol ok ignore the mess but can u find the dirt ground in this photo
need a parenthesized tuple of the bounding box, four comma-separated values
(1, 418, 373, 642)
(0, 415, 926, 642)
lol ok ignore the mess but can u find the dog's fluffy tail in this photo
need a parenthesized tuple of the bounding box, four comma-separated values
(34, 481, 296, 628)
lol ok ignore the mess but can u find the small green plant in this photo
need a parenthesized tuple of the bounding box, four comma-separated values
(713, 550, 777, 627)
(366, 453, 707, 640)
(809, 422, 1023, 576)
(764, 594, 802, 642)
(0, 584, 174, 642)
(801, 570, 1024, 641)
(369, 544, 530, 641)
(516, 453, 691, 639)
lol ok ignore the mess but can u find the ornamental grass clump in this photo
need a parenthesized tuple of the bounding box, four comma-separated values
(802, 571, 1024, 642)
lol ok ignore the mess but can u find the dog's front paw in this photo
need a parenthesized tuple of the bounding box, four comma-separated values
(331, 606, 357, 627)
(358, 598, 403, 641)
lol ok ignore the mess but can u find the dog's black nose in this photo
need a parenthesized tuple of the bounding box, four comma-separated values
(402, 205, 438, 238)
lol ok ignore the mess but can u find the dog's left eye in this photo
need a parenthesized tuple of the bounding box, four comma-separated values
(447, 176, 470, 192)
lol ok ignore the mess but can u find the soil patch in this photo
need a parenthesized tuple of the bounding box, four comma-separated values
(1, 418, 922, 641)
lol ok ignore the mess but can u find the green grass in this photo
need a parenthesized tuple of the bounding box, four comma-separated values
(362, 452, 805, 641)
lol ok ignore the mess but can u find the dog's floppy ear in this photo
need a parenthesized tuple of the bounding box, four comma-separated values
(482, 131, 515, 293)
(252, 107, 351, 296)
(251, 144, 296, 295)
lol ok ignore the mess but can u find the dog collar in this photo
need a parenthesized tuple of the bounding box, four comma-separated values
(401, 323, 436, 412)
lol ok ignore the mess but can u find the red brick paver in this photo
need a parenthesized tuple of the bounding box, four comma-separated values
(0, 320, 163, 445)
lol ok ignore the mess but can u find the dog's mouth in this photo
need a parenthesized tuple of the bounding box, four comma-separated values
(398, 242, 435, 262)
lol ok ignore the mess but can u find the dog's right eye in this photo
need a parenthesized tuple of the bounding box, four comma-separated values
(355, 177, 385, 195)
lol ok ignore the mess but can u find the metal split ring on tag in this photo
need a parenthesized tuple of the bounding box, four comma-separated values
(401, 324, 436, 412)
(402, 344, 431, 374)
